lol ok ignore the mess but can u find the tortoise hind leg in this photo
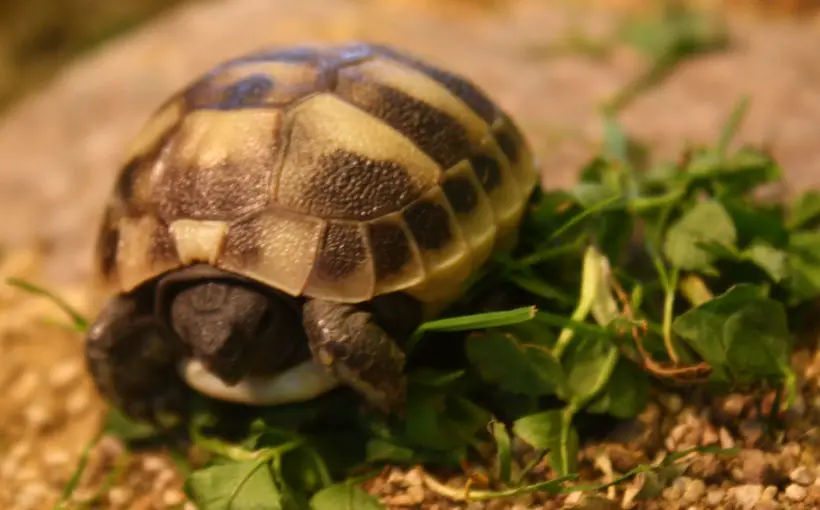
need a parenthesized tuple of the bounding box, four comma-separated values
(85, 292, 189, 425)
(302, 299, 407, 414)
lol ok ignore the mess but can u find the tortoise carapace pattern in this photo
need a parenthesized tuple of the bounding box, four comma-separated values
(86, 42, 539, 422)
(96, 42, 538, 310)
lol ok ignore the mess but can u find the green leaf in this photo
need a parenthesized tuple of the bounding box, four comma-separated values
(663, 199, 737, 270)
(561, 336, 619, 406)
(717, 96, 750, 156)
(407, 369, 465, 388)
(742, 242, 788, 282)
(466, 330, 565, 397)
(491, 421, 513, 485)
(788, 190, 820, 230)
(723, 299, 793, 383)
(403, 389, 490, 452)
(103, 409, 159, 442)
(586, 356, 649, 419)
(310, 483, 385, 510)
(185, 459, 281, 510)
(512, 410, 579, 476)
(785, 231, 820, 303)
(365, 439, 416, 464)
(672, 284, 791, 384)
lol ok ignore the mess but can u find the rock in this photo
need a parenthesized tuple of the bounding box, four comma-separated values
(785, 483, 807, 502)
(682, 478, 706, 504)
(729, 484, 763, 509)
(658, 393, 683, 414)
(48, 361, 82, 389)
(704, 489, 725, 507)
(790, 466, 816, 486)
(760, 485, 778, 502)
(719, 427, 736, 449)
(738, 421, 765, 447)
(735, 450, 777, 485)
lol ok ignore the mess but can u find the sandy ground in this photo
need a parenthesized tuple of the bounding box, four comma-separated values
(2, 0, 820, 508)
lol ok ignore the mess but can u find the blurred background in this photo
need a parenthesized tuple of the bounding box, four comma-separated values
(1, 1, 820, 508)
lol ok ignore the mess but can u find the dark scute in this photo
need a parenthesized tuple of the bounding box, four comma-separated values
(305, 150, 421, 220)
(470, 154, 502, 192)
(368, 222, 411, 280)
(335, 71, 471, 168)
(218, 74, 275, 109)
(314, 223, 366, 280)
(495, 129, 520, 165)
(402, 200, 451, 250)
(149, 223, 179, 266)
(97, 209, 120, 278)
(369, 44, 498, 124)
(156, 163, 269, 221)
(441, 175, 479, 214)
(219, 215, 263, 267)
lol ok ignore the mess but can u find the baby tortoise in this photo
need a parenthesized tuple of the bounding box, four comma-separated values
(85, 42, 539, 424)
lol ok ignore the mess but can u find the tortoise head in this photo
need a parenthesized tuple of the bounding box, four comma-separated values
(158, 265, 308, 385)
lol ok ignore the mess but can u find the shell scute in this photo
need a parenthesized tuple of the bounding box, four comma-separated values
(154, 109, 281, 222)
(276, 93, 439, 220)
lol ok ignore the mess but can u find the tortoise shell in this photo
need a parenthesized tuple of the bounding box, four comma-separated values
(95, 42, 538, 309)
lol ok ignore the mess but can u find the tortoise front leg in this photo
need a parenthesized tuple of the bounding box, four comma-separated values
(85, 293, 189, 425)
(302, 299, 407, 413)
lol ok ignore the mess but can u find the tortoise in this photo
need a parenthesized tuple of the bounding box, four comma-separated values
(84, 42, 539, 424)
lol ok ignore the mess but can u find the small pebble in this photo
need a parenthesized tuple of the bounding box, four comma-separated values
(404, 467, 423, 487)
(108, 487, 131, 506)
(722, 394, 747, 419)
(731, 484, 763, 509)
(719, 427, 736, 449)
(163, 489, 186, 506)
(564, 492, 584, 506)
(663, 484, 683, 501)
(705, 489, 725, 507)
(141, 455, 166, 473)
(760, 485, 778, 502)
(790, 466, 816, 486)
(701, 425, 719, 446)
(65, 388, 91, 415)
(42, 449, 70, 469)
(682, 478, 706, 503)
(739, 421, 765, 446)
(14, 481, 48, 510)
(659, 394, 683, 414)
(49, 361, 82, 389)
(24, 405, 51, 430)
(785, 483, 807, 502)
(9, 372, 39, 402)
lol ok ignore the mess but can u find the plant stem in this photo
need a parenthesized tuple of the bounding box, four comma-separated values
(663, 267, 681, 364)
